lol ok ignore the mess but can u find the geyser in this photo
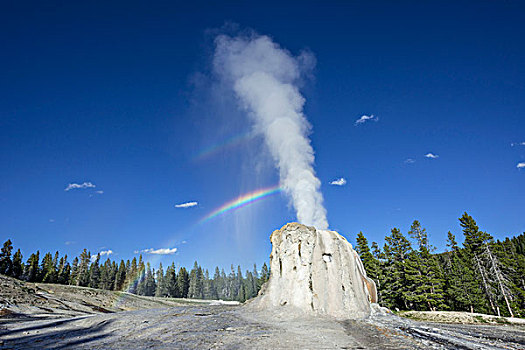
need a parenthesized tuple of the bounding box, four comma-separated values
(213, 33, 328, 229)
(251, 223, 377, 319)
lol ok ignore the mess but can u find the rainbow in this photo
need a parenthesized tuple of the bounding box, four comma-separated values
(194, 132, 254, 161)
(112, 266, 146, 308)
(201, 185, 282, 223)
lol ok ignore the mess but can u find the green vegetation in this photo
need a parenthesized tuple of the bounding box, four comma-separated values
(0, 240, 269, 303)
(355, 213, 525, 318)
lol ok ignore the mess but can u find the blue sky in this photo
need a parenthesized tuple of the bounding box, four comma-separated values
(1, 1, 524, 271)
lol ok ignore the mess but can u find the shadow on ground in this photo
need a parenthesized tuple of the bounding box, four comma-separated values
(0, 316, 113, 349)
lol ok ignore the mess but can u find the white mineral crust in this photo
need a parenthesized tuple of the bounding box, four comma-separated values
(252, 223, 377, 319)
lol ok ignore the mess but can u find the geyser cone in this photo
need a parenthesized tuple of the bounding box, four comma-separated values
(251, 223, 377, 319)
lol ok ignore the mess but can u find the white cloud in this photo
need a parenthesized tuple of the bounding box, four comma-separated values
(404, 158, 416, 164)
(136, 247, 178, 255)
(65, 241, 75, 245)
(425, 153, 439, 159)
(511, 142, 525, 146)
(329, 177, 347, 186)
(517, 162, 525, 169)
(175, 201, 198, 208)
(90, 249, 113, 262)
(95, 190, 104, 194)
(49, 219, 55, 223)
(65, 182, 96, 191)
(100, 249, 113, 256)
(355, 114, 378, 126)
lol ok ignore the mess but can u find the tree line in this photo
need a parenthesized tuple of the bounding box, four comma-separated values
(2, 212, 524, 316)
(356, 212, 525, 317)
(0, 242, 269, 303)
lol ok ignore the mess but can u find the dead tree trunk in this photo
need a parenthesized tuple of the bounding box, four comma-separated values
(484, 244, 514, 318)
(473, 253, 497, 315)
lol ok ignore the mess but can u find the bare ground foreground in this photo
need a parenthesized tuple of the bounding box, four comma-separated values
(1, 276, 524, 349)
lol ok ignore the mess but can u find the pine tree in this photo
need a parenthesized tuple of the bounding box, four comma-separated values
(258, 263, 269, 290)
(203, 269, 212, 299)
(99, 258, 113, 290)
(460, 213, 501, 315)
(382, 228, 411, 310)
(110, 261, 118, 290)
(155, 263, 167, 297)
(114, 260, 126, 291)
(370, 242, 386, 303)
(57, 256, 65, 283)
(166, 263, 178, 297)
(213, 267, 224, 299)
(41, 251, 59, 283)
(77, 249, 91, 287)
(235, 266, 244, 301)
(69, 257, 79, 285)
(136, 256, 146, 295)
(176, 266, 189, 298)
(24, 251, 40, 282)
(196, 265, 204, 299)
(219, 268, 228, 299)
(126, 257, 138, 293)
(143, 263, 156, 296)
(244, 270, 255, 300)
(188, 261, 204, 299)
(12, 249, 23, 279)
(89, 254, 101, 288)
(0, 239, 13, 275)
(355, 232, 380, 288)
(404, 221, 446, 311)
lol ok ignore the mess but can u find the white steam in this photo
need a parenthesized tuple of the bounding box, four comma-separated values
(213, 33, 328, 229)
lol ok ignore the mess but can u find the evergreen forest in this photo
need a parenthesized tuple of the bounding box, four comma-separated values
(1, 212, 524, 317)
(356, 212, 525, 317)
(0, 241, 269, 303)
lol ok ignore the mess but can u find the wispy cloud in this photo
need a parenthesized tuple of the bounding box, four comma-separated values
(425, 153, 439, 159)
(517, 162, 525, 169)
(329, 177, 347, 186)
(89, 190, 104, 198)
(404, 158, 416, 164)
(135, 247, 177, 255)
(511, 142, 525, 146)
(65, 241, 75, 245)
(49, 219, 55, 223)
(65, 182, 96, 191)
(355, 114, 379, 126)
(175, 201, 198, 208)
(90, 249, 113, 262)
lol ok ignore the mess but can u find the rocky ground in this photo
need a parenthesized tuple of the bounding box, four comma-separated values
(1, 275, 524, 349)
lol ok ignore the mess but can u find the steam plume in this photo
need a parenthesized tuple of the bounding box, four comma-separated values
(213, 33, 328, 229)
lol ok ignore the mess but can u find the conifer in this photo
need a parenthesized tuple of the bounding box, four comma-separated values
(88, 253, 101, 288)
(0, 239, 13, 275)
(24, 251, 40, 282)
(12, 249, 23, 279)
(382, 228, 411, 310)
(114, 260, 126, 291)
